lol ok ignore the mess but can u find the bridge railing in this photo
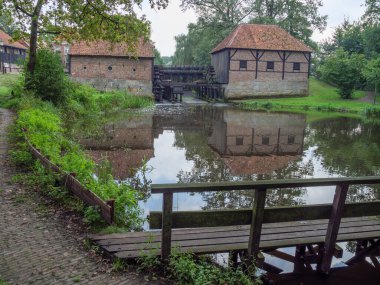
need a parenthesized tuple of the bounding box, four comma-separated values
(151, 177, 380, 272)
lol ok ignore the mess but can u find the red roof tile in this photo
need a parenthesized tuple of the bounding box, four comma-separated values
(69, 39, 154, 58)
(212, 24, 312, 53)
(0, 30, 27, 50)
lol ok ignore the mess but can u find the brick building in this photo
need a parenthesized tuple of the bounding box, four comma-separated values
(0, 30, 27, 74)
(211, 24, 313, 99)
(69, 40, 154, 96)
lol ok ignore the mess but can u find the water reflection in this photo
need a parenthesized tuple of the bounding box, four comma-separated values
(70, 106, 380, 212)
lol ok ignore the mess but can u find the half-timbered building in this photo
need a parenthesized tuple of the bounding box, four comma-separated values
(0, 30, 27, 73)
(211, 24, 313, 99)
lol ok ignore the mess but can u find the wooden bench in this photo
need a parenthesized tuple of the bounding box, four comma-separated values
(90, 177, 380, 274)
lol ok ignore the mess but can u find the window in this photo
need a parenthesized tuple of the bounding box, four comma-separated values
(288, 135, 295, 145)
(236, 136, 244, 146)
(293, 62, 301, 72)
(266, 61, 274, 71)
(262, 136, 270, 145)
(239, 60, 247, 70)
(108, 66, 112, 71)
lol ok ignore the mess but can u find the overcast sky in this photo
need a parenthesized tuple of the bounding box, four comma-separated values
(138, 0, 366, 56)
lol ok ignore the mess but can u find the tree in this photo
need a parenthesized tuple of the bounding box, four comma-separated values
(154, 48, 164, 65)
(0, 11, 18, 36)
(363, 58, 380, 104)
(250, 0, 327, 46)
(0, 0, 168, 88)
(318, 49, 366, 99)
(363, 0, 380, 24)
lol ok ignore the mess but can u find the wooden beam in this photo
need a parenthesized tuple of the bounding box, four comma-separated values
(248, 188, 267, 259)
(149, 201, 380, 229)
(318, 184, 349, 274)
(346, 239, 380, 266)
(161, 192, 173, 261)
(151, 176, 380, 194)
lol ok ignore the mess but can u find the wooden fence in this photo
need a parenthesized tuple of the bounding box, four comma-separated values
(150, 177, 380, 273)
(26, 138, 115, 224)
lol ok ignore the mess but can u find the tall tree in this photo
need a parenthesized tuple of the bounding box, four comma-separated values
(363, 0, 380, 24)
(0, 0, 168, 88)
(0, 11, 18, 36)
(251, 0, 327, 45)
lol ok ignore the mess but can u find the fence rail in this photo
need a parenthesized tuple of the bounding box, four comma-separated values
(151, 177, 380, 273)
(26, 137, 114, 224)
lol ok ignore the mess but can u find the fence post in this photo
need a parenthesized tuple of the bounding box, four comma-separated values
(161, 192, 173, 261)
(318, 183, 349, 274)
(247, 187, 267, 260)
(106, 199, 115, 224)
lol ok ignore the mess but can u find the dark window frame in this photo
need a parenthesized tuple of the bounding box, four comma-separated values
(239, 60, 247, 70)
(262, 136, 270, 145)
(293, 62, 301, 72)
(236, 136, 244, 146)
(288, 135, 295, 145)
(266, 61, 274, 71)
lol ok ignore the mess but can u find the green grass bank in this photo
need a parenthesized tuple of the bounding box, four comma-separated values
(237, 78, 380, 117)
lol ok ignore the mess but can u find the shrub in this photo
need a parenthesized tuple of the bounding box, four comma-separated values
(28, 49, 68, 105)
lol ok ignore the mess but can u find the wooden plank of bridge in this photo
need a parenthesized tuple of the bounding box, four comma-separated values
(89, 216, 380, 259)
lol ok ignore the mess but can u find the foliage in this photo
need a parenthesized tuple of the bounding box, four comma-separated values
(1, 0, 168, 87)
(0, 10, 17, 36)
(83, 206, 103, 225)
(168, 252, 261, 285)
(174, 0, 326, 65)
(318, 49, 366, 99)
(363, 58, 380, 98)
(363, 0, 380, 24)
(154, 48, 164, 65)
(112, 257, 127, 272)
(30, 49, 68, 105)
(12, 95, 145, 228)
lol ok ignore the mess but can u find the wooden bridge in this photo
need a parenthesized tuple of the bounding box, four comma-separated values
(90, 176, 380, 275)
(153, 65, 225, 102)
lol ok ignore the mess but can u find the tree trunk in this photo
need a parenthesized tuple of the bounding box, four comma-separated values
(25, 0, 45, 89)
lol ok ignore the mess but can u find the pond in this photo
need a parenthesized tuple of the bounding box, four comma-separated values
(70, 104, 380, 276)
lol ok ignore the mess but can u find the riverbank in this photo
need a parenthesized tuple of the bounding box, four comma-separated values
(237, 78, 380, 116)
(0, 108, 163, 285)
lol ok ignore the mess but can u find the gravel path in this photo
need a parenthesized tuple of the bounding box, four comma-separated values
(0, 108, 161, 285)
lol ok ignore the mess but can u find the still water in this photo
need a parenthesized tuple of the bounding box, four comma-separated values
(72, 105, 380, 278)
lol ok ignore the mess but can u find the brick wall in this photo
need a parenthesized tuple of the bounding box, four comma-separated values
(70, 55, 153, 96)
(226, 49, 310, 99)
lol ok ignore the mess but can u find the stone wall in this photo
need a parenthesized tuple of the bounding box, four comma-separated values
(225, 50, 310, 99)
(70, 55, 153, 96)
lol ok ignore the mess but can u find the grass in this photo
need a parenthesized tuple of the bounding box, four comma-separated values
(238, 78, 379, 114)
(0, 74, 20, 97)
(0, 277, 9, 285)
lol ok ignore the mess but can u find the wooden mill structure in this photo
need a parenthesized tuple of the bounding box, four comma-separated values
(153, 65, 225, 102)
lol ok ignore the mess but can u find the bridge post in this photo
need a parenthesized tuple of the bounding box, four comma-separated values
(318, 183, 349, 274)
(161, 192, 173, 262)
(248, 188, 267, 261)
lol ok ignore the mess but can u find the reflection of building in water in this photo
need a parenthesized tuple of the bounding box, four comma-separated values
(208, 110, 306, 175)
(80, 115, 154, 180)
(89, 149, 154, 180)
(80, 115, 153, 150)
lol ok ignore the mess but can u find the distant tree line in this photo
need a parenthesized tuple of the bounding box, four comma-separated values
(172, 0, 327, 66)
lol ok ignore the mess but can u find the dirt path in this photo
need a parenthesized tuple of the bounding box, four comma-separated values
(0, 108, 159, 285)
(359, 91, 378, 104)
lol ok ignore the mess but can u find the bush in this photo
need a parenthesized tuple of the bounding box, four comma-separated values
(318, 49, 366, 99)
(28, 49, 68, 105)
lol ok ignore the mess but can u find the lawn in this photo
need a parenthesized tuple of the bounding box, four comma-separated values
(238, 78, 378, 113)
(0, 73, 20, 97)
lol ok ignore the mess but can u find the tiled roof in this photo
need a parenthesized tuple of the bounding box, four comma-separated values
(69, 39, 154, 58)
(211, 24, 312, 53)
(0, 30, 27, 50)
